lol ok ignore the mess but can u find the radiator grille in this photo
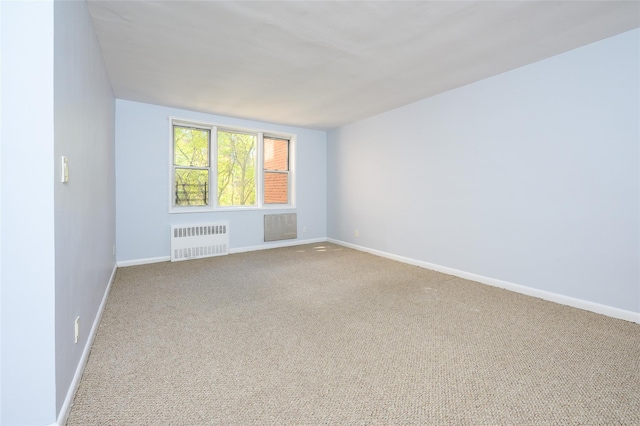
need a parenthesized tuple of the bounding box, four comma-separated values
(170, 223, 229, 261)
(264, 213, 297, 242)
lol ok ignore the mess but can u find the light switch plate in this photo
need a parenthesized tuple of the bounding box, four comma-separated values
(61, 156, 69, 183)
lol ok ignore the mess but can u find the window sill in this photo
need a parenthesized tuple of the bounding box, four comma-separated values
(169, 205, 296, 214)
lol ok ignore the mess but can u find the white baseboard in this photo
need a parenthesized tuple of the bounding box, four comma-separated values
(117, 238, 328, 267)
(230, 237, 327, 254)
(328, 238, 640, 325)
(117, 256, 171, 267)
(54, 263, 118, 426)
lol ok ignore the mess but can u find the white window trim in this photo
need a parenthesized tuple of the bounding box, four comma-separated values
(169, 117, 296, 214)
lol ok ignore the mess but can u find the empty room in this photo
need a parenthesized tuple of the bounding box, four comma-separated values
(1, 1, 639, 425)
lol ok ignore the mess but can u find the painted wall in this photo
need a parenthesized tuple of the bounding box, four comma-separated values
(0, 1, 57, 424)
(116, 100, 327, 263)
(0, 1, 115, 423)
(327, 29, 640, 315)
(53, 0, 116, 420)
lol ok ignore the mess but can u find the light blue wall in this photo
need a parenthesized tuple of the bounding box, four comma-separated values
(116, 100, 327, 263)
(1, 1, 57, 424)
(54, 0, 116, 418)
(0, 1, 115, 424)
(327, 29, 640, 314)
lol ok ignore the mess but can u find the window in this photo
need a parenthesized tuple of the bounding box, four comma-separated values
(173, 125, 210, 206)
(217, 130, 257, 207)
(170, 118, 294, 212)
(263, 137, 289, 204)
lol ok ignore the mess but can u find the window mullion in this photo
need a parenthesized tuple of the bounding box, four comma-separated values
(211, 126, 218, 209)
(257, 132, 264, 208)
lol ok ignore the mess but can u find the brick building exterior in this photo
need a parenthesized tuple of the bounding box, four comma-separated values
(264, 137, 289, 204)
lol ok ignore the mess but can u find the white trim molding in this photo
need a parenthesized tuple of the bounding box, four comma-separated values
(117, 256, 171, 267)
(55, 263, 118, 426)
(230, 237, 326, 254)
(328, 238, 640, 325)
(116, 238, 328, 267)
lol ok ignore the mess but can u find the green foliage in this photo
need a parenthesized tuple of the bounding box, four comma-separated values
(175, 169, 209, 206)
(217, 131, 256, 206)
(174, 126, 209, 167)
(172, 126, 258, 207)
(174, 126, 210, 206)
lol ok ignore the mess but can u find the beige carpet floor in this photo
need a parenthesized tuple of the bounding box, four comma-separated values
(67, 243, 640, 425)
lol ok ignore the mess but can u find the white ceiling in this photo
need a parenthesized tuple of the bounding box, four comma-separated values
(87, 1, 640, 130)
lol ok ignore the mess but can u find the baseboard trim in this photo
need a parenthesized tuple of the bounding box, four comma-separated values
(328, 238, 640, 324)
(117, 256, 171, 267)
(117, 238, 329, 267)
(54, 263, 118, 426)
(230, 237, 327, 254)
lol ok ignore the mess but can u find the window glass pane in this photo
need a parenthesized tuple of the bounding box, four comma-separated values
(264, 137, 288, 171)
(217, 131, 257, 206)
(264, 172, 288, 204)
(174, 126, 209, 167)
(174, 168, 209, 206)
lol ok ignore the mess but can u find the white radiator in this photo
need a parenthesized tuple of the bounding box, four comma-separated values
(170, 222, 229, 262)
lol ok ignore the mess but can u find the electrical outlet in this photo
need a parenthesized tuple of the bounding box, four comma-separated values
(74, 317, 80, 343)
(303, 226, 307, 233)
(354, 230, 359, 237)
(112, 245, 116, 256)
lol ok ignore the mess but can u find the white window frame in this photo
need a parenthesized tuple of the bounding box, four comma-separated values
(263, 135, 292, 206)
(169, 117, 296, 213)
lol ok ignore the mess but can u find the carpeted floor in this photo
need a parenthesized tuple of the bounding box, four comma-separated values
(67, 243, 640, 425)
